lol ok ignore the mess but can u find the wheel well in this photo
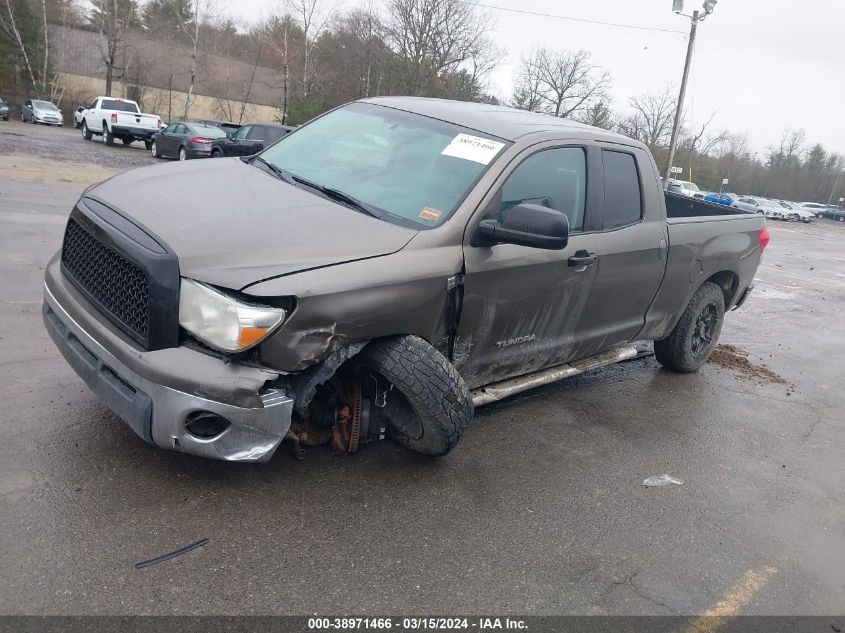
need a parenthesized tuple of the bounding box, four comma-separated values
(705, 271, 738, 306)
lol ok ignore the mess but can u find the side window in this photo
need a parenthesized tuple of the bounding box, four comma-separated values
(175, 124, 187, 134)
(247, 126, 265, 140)
(499, 147, 587, 232)
(163, 124, 177, 134)
(232, 125, 251, 140)
(602, 150, 642, 230)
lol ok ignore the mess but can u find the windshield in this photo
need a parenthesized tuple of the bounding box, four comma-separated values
(259, 102, 510, 229)
(33, 100, 57, 110)
(101, 99, 139, 113)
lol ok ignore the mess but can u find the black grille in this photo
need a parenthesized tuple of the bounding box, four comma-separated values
(62, 218, 150, 341)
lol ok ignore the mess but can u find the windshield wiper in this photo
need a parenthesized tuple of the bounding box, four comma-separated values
(252, 156, 297, 186)
(252, 158, 383, 220)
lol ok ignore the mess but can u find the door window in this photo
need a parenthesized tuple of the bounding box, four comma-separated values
(232, 125, 252, 140)
(174, 123, 188, 134)
(602, 150, 643, 230)
(247, 126, 265, 140)
(498, 147, 587, 232)
(163, 124, 177, 134)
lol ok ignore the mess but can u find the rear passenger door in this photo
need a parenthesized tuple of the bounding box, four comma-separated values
(579, 146, 667, 349)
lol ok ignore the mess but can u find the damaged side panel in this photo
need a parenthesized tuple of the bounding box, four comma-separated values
(245, 243, 465, 373)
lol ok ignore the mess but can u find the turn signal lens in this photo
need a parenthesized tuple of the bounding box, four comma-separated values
(178, 279, 286, 353)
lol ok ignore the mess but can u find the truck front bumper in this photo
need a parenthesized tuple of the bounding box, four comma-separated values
(42, 260, 293, 462)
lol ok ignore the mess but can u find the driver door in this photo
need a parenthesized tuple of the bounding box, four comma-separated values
(457, 143, 602, 390)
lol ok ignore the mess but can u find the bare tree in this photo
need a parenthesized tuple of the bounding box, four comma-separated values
(514, 47, 610, 119)
(169, 0, 220, 118)
(617, 86, 678, 153)
(289, 0, 332, 98)
(0, 0, 39, 93)
(262, 12, 297, 123)
(90, 0, 138, 96)
(386, 0, 494, 96)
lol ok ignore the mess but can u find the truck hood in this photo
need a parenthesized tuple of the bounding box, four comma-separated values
(87, 158, 418, 290)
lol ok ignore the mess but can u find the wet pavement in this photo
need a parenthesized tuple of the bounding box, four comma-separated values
(0, 128, 843, 615)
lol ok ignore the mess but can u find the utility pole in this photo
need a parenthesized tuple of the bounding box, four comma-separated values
(664, 10, 699, 186)
(663, 1, 717, 187)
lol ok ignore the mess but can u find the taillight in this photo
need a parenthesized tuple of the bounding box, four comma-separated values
(157, 117, 162, 128)
(110, 112, 117, 123)
(758, 227, 770, 253)
(191, 137, 212, 144)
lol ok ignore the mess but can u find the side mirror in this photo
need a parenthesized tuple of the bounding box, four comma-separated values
(473, 203, 569, 250)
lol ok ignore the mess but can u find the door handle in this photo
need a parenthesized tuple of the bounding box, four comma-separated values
(568, 251, 597, 268)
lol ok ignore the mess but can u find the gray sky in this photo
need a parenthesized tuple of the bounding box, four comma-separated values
(222, 0, 845, 157)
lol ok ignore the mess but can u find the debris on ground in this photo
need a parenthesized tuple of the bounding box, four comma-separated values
(643, 474, 684, 487)
(708, 344, 786, 384)
(134, 538, 209, 569)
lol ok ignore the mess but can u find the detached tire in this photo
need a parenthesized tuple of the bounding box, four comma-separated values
(357, 335, 472, 456)
(654, 281, 725, 373)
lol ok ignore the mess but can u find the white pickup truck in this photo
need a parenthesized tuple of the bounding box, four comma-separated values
(80, 97, 161, 148)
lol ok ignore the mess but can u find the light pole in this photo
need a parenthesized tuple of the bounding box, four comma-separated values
(664, 0, 717, 187)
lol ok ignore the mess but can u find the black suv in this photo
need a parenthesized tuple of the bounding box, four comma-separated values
(210, 123, 293, 158)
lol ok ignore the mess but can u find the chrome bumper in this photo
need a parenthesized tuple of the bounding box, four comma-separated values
(43, 283, 293, 462)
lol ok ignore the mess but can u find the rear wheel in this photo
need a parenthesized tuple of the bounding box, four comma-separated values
(104, 126, 114, 146)
(122, 137, 132, 146)
(655, 281, 725, 373)
(355, 336, 473, 456)
(178, 147, 187, 161)
(211, 148, 222, 158)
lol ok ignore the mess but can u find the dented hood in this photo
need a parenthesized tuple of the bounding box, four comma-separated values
(88, 158, 418, 290)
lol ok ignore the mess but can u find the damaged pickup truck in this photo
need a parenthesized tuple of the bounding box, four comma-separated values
(43, 97, 769, 462)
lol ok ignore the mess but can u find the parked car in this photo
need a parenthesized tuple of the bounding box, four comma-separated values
(193, 119, 242, 136)
(42, 97, 768, 462)
(0, 96, 9, 121)
(814, 205, 845, 222)
(21, 99, 63, 126)
(798, 202, 828, 216)
(150, 121, 229, 160)
(80, 96, 161, 148)
(667, 179, 704, 198)
(209, 123, 293, 158)
(73, 102, 90, 129)
(777, 201, 815, 223)
(733, 196, 781, 218)
(704, 192, 738, 207)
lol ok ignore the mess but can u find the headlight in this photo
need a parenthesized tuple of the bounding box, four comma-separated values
(178, 278, 286, 353)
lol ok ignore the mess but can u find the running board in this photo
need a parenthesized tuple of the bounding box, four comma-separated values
(471, 346, 638, 407)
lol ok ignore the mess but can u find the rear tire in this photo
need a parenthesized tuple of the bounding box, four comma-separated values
(356, 335, 472, 456)
(178, 147, 187, 161)
(654, 281, 725, 373)
(122, 138, 132, 146)
(81, 120, 92, 140)
(104, 126, 114, 146)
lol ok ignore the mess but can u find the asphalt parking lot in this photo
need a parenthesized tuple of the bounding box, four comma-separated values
(1, 120, 843, 616)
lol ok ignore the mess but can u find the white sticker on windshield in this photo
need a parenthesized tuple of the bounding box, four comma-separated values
(441, 134, 505, 165)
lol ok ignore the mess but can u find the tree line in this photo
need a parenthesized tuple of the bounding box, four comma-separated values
(1, 0, 842, 204)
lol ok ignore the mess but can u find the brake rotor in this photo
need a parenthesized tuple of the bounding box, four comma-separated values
(330, 379, 362, 454)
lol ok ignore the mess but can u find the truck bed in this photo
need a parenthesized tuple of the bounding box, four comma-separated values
(664, 191, 757, 219)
